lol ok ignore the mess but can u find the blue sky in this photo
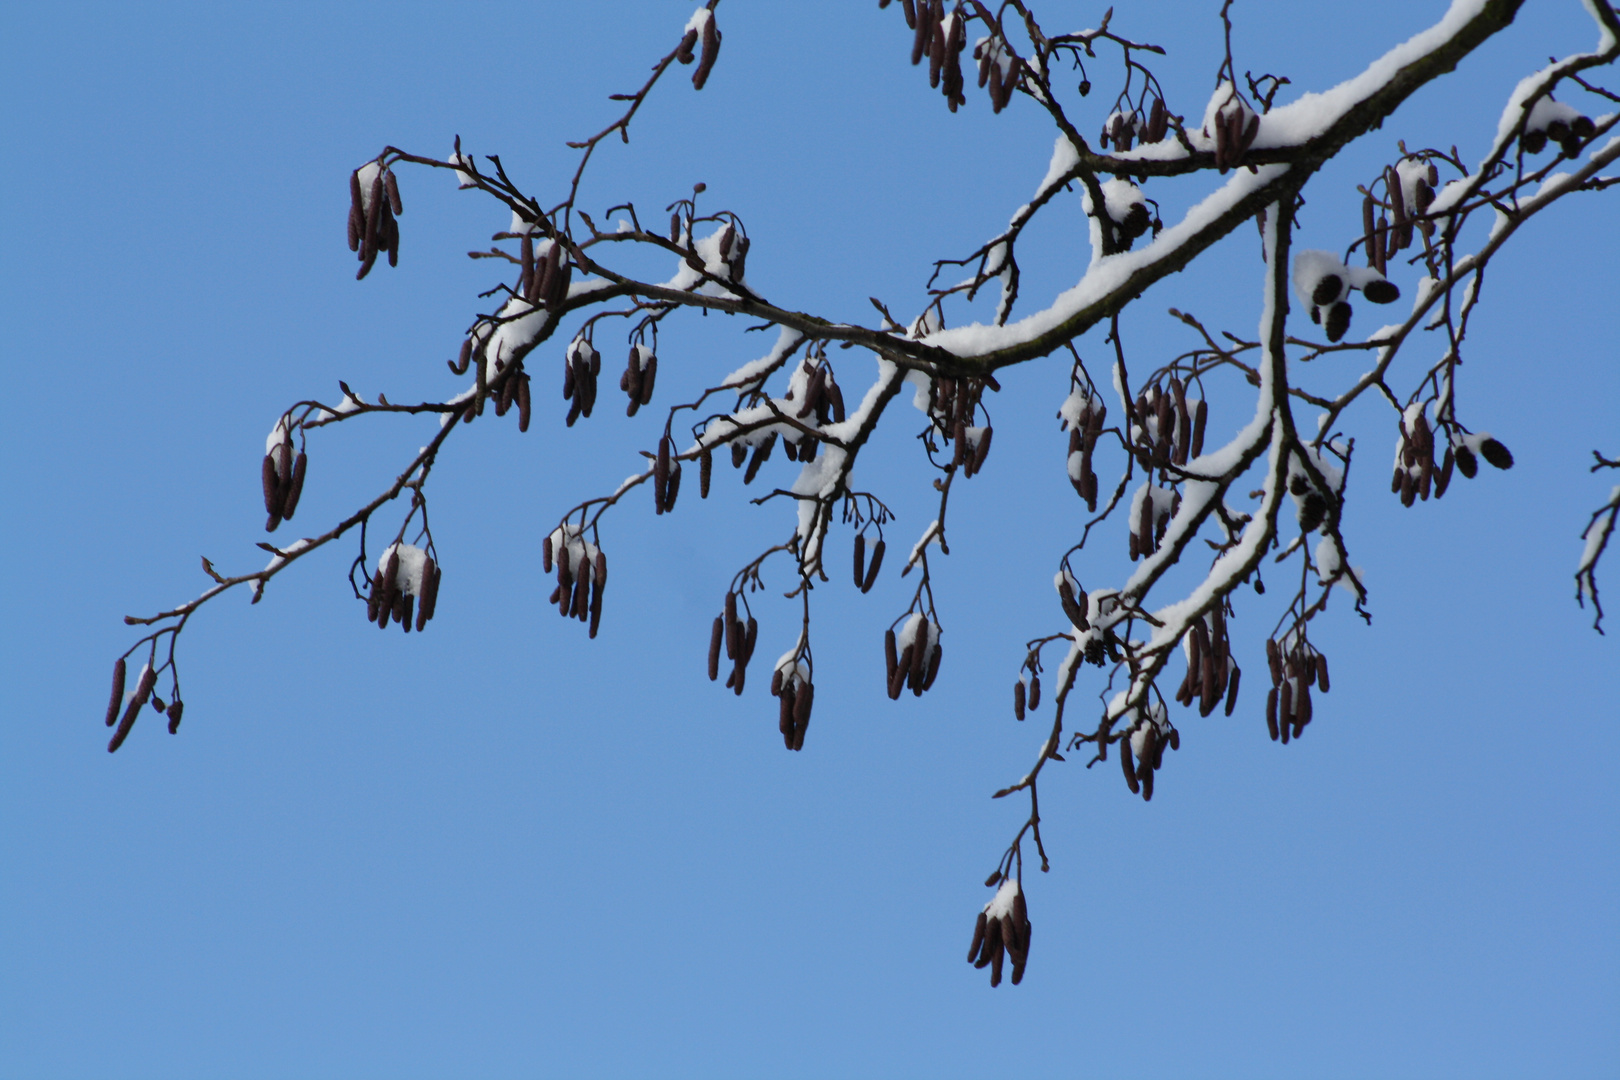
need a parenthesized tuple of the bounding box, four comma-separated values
(2, 2, 1616, 1077)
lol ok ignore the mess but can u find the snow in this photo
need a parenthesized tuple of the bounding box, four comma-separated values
(683, 6, 711, 33)
(982, 877, 1020, 919)
(379, 542, 429, 596)
(265, 416, 291, 456)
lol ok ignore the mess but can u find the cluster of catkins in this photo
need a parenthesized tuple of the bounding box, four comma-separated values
(789, 357, 845, 438)
(105, 658, 181, 752)
(488, 357, 532, 431)
(1264, 638, 1327, 743)
(882, 0, 969, 110)
(1360, 158, 1438, 277)
(852, 533, 886, 594)
(966, 877, 1032, 987)
(1175, 607, 1241, 718)
(770, 660, 814, 751)
(884, 613, 943, 699)
(1129, 483, 1179, 561)
(544, 527, 607, 639)
(1118, 703, 1178, 801)
(449, 329, 530, 429)
(1099, 98, 1173, 150)
(366, 543, 442, 634)
(1136, 378, 1206, 469)
(1012, 666, 1041, 720)
(1293, 249, 1401, 343)
(708, 591, 758, 695)
(348, 162, 402, 280)
(972, 34, 1022, 114)
(1056, 570, 1122, 668)
(1391, 404, 1513, 506)
(930, 375, 992, 477)
(681, 219, 750, 282)
(1205, 90, 1261, 173)
(562, 338, 601, 427)
(517, 235, 572, 312)
(620, 345, 658, 418)
(652, 435, 683, 515)
(1060, 390, 1107, 510)
(676, 8, 721, 90)
(1520, 96, 1596, 157)
(261, 424, 307, 533)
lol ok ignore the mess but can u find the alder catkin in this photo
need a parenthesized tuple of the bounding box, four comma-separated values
(923, 644, 942, 691)
(708, 617, 723, 681)
(724, 593, 738, 659)
(861, 539, 885, 593)
(1121, 734, 1140, 793)
(1027, 674, 1040, 712)
(1315, 653, 1330, 693)
(1224, 665, 1241, 717)
(1266, 687, 1279, 740)
(282, 452, 308, 520)
(1014, 680, 1026, 721)
(166, 699, 184, 734)
(853, 533, 866, 590)
(105, 657, 127, 727)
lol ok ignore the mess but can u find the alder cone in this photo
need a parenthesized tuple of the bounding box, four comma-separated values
(1454, 444, 1479, 478)
(1325, 300, 1352, 343)
(1479, 438, 1514, 470)
(1362, 278, 1400, 304)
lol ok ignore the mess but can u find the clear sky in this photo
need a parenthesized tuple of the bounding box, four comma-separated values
(2, 2, 1616, 1077)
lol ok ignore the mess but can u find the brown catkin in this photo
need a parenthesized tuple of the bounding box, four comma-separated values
(724, 593, 738, 659)
(1224, 665, 1242, 717)
(700, 448, 712, 498)
(861, 539, 886, 593)
(1014, 680, 1026, 721)
(968, 911, 987, 964)
(385, 170, 402, 216)
(639, 354, 657, 405)
(1121, 734, 1140, 793)
(853, 533, 866, 590)
(1266, 687, 1279, 740)
(792, 683, 813, 750)
(1266, 638, 1282, 686)
(889, 644, 911, 700)
(708, 617, 724, 681)
(517, 372, 532, 432)
(884, 629, 898, 690)
(282, 453, 308, 520)
(166, 699, 184, 734)
(261, 454, 279, 514)
(1315, 653, 1330, 693)
(923, 644, 942, 691)
(1027, 673, 1040, 712)
(105, 658, 127, 727)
